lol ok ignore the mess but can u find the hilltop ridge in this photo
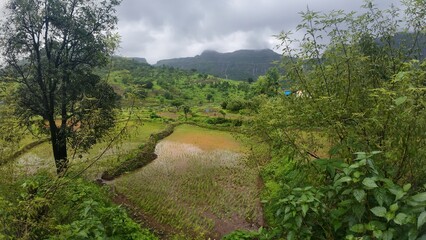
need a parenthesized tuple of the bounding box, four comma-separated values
(155, 49, 281, 80)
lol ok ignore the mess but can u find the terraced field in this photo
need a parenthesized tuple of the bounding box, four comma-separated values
(113, 124, 263, 239)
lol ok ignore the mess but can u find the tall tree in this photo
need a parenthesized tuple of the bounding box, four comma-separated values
(0, 0, 121, 174)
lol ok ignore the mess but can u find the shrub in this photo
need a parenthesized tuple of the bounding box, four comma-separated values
(0, 175, 157, 239)
(261, 152, 426, 239)
(226, 99, 245, 112)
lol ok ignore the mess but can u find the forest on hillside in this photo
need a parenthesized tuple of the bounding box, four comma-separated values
(1, 0, 426, 239)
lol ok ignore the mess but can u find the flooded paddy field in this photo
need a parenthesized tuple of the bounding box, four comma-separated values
(114, 124, 263, 239)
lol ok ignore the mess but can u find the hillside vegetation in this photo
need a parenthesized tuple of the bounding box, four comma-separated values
(1, 0, 426, 239)
(155, 49, 281, 81)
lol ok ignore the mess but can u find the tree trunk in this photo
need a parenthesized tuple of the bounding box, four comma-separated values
(48, 120, 68, 175)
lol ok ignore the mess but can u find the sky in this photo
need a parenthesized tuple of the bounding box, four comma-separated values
(0, 0, 402, 64)
(116, 0, 401, 64)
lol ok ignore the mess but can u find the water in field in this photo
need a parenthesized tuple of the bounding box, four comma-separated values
(114, 124, 263, 239)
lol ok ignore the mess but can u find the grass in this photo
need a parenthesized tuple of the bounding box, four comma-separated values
(113, 125, 262, 239)
(72, 120, 167, 179)
(0, 118, 167, 179)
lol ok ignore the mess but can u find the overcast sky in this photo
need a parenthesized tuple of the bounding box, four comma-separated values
(116, 0, 401, 64)
(0, 0, 402, 64)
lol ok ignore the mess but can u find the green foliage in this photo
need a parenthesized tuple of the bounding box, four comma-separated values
(155, 49, 281, 81)
(0, 175, 157, 239)
(182, 105, 191, 120)
(262, 153, 426, 239)
(101, 124, 176, 180)
(0, 0, 121, 173)
(205, 117, 242, 127)
(242, 2, 426, 239)
(224, 98, 250, 112)
(105, 57, 251, 112)
(0, 83, 24, 163)
(251, 68, 281, 97)
(222, 230, 260, 240)
(250, 0, 426, 185)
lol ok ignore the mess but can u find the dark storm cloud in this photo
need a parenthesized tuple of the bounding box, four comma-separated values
(116, 0, 402, 64)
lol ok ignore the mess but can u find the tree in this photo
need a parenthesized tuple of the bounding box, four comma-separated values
(0, 0, 121, 174)
(206, 93, 213, 102)
(143, 81, 154, 89)
(170, 99, 183, 111)
(182, 105, 191, 120)
(0, 82, 24, 163)
(252, 67, 281, 97)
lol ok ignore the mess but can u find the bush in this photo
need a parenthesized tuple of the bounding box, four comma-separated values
(226, 99, 245, 112)
(205, 117, 243, 127)
(0, 175, 157, 239)
(261, 152, 426, 239)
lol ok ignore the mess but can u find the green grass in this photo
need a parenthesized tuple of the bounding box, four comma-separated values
(1, 119, 167, 179)
(113, 125, 262, 239)
(72, 120, 166, 179)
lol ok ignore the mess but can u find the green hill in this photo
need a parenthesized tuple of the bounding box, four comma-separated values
(103, 56, 251, 109)
(155, 49, 281, 81)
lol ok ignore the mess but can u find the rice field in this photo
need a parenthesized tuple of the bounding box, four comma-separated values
(0, 120, 166, 179)
(113, 124, 263, 239)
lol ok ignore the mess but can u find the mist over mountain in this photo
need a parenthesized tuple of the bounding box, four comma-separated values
(155, 49, 281, 81)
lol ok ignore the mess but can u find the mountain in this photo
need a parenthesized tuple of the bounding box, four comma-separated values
(155, 49, 281, 81)
(130, 57, 148, 64)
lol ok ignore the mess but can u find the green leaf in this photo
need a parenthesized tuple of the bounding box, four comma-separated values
(418, 211, 426, 229)
(385, 211, 395, 222)
(353, 189, 366, 203)
(353, 204, 365, 221)
(373, 187, 389, 206)
(368, 221, 387, 231)
(403, 183, 412, 192)
(389, 203, 398, 212)
(373, 230, 383, 238)
(382, 230, 393, 240)
(389, 188, 406, 201)
(371, 206, 387, 217)
(287, 231, 295, 240)
(295, 216, 303, 228)
(334, 176, 352, 186)
(393, 71, 407, 82)
(353, 171, 362, 178)
(394, 96, 407, 106)
(350, 224, 365, 233)
(301, 204, 309, 217)
(275, 208, 282, 217)
(408, 229, 419, 240)
(363, 178, 378, 189)
(394, 213, 408, 225)
(412, 192, 426, 202)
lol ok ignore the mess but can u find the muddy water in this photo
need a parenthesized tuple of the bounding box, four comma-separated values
(164, 124, 243, 152)
(154, 141, 241, 169)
